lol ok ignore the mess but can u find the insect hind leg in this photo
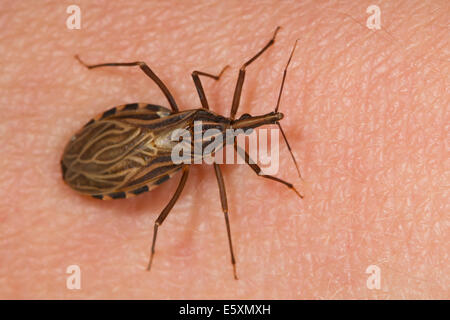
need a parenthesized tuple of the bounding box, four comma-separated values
(74, 55, 179, 113)
(147, 166, 190, 271)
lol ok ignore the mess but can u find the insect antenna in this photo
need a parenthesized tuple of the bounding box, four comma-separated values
(274, 39, 303, 181)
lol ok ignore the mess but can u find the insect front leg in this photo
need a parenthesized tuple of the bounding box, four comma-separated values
(229, 26, 280, 120)
(234, 141, 303, 199)
(147, 166, 190, 271)
(192, 66, 229, 110)
(74, 55, 179, 112)
(213, 163, 238, 280)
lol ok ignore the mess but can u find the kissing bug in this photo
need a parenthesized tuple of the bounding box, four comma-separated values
(61, 26, 303, 279)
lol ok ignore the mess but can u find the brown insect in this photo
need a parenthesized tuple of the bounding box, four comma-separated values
(61, 27, 303, 279)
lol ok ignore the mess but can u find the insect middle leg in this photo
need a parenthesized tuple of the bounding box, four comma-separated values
(147, 166, 190, 271)
(75, 55, 179, 112)
(213, 163, 238, 280)
(234, 141, 303, 199)
(229, 26, 280, 120)
(192, 67, 238, 278)
(192, 66, 229, 110)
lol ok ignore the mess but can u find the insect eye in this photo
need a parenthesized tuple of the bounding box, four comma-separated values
(239, 113, 251, 120)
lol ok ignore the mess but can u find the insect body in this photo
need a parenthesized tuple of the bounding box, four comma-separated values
(61, 27, 302, 279)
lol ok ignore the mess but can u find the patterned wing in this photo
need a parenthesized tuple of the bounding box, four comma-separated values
(61, 103, 193, 199)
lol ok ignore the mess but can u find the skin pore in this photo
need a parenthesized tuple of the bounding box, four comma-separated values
(0, 1, 447, 298)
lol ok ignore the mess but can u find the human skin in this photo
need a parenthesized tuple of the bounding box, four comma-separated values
(0, 0, 448, 299)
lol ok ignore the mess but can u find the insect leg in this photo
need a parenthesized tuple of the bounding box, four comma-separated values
(213, 163, 238, 280)
(229, 26, 280, 120)
(192, 66, 229, 110)
(234, 141, 303, 199)
(75, 55, 179, 112)
(147, 166, 190, 271)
